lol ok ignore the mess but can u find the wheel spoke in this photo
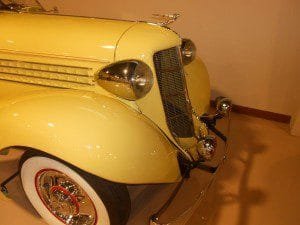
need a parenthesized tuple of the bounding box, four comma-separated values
(35, 169, 97, 225)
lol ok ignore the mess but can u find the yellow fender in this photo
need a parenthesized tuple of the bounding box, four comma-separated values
(0, 90, 181, 184)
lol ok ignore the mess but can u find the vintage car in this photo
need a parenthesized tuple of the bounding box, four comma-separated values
(0, 1, 232, 225)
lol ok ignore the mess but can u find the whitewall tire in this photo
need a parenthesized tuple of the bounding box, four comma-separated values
(20, 151, 131, 225)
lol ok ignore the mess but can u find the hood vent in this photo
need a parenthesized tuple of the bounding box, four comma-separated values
(0, 58, 94, 88)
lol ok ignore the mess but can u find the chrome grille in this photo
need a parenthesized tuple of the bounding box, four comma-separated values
(153, 47, 194, 138)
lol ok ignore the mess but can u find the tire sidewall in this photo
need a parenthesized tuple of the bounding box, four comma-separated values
(20, 156, 110, 225)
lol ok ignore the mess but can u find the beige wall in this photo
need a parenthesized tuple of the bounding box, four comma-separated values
(30, 0, 300, 118)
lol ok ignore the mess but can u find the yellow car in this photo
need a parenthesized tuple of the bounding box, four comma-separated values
(0, 1, 231, 225)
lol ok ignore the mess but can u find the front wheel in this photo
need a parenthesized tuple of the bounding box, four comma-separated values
(19, 151, 131, 225)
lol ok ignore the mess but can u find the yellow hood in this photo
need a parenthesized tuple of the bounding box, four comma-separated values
(0, 11, 136, 63)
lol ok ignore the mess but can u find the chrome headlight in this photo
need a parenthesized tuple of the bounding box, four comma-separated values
(181, 39, 197, 65)
(98, 60, 154, 100)
(215, 96, 233, 116)
(198, 135, 217, 161)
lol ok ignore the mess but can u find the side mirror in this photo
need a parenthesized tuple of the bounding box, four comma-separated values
(215, 96, 232, 116)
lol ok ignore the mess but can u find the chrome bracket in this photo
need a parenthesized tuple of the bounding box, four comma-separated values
(200, 115, 228, 142)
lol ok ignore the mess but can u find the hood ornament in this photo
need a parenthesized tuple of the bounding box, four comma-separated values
(152, 13, 180, 26)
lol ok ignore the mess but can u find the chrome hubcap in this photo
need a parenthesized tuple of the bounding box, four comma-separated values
(35, 169, 97, 225)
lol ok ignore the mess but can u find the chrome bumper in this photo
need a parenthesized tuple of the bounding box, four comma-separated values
(150, 112, 231, 225)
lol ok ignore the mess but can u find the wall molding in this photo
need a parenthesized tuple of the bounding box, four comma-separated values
(210, 101, 291, 123)
(232, 104, 291, 123)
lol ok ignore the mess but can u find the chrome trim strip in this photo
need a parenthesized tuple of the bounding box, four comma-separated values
(0, 72, 93, 85)
(0, 49, 110, 63)
(0, 75, 93, 88)
(0, 57, 94, 70)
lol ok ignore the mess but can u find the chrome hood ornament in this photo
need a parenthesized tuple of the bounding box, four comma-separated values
(152, 13, 180, 26)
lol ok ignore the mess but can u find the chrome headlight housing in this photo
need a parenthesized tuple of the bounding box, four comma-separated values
(98, 60, 154, 100)
(215, 96, 233, 116)
(181, 38, 197, 65)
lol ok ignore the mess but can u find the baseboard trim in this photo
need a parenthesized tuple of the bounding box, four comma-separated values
(210, 101, 291, 123)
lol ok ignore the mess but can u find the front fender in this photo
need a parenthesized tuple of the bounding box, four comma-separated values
(0, 90, 181, 184)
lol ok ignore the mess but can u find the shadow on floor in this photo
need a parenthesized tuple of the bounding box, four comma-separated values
(189, 114, 268, 225)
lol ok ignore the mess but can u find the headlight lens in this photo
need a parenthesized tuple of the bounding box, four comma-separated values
(98, 60, 153, 100)
(181, 39, 197, 65)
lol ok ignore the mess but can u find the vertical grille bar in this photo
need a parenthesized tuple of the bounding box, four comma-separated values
(153, 47, 194, 138)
